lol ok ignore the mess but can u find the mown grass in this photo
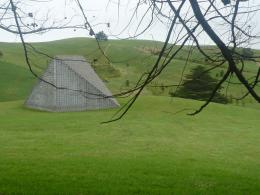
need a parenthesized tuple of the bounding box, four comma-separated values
(0, 96, 259, 194)
(0, 38, 259, 194)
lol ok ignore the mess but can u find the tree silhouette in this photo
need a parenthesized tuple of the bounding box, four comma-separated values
(95, 31, 108, 41)
(241, 48, 254, 60)
(173, 66, 228, 104)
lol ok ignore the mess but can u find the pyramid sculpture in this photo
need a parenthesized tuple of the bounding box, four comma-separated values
(25, 55, 120, 112)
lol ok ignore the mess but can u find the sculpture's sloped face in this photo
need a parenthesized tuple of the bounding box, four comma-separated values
(25, 56, 119, 112)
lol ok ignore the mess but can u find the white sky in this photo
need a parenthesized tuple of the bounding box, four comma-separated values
(1, 0, 260, 49)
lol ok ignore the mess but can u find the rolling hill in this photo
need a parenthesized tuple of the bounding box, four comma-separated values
(0, 37, 259, 108)
(0, 38, 260, 194)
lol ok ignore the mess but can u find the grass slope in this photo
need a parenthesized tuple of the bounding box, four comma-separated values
(0, 39, 259, 194)
(0, 96, 259, 194)
(0, 38, 259, 107)
(0, 61, 34, 101)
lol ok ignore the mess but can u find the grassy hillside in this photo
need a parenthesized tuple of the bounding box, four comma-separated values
(0, 38, 259, 194)
(0, 38, 259, 108)
(0, 96, 260, 194)
(0, 61, 34, 101)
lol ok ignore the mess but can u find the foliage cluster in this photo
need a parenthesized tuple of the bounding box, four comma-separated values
(173, 66, 229, 104)
(95, 31, 108, 41)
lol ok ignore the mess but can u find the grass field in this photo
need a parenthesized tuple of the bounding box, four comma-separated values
(0, 96, 260, 194)
(0, 38, 259, 106)
(0, 38, 260, 194)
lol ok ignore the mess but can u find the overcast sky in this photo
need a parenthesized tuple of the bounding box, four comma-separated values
(1, 0, 167, 42)
(1, 0, 260, 49)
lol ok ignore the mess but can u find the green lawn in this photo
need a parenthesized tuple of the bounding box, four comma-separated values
(0, 38, 259, 194)
(0, 96, 260, 194)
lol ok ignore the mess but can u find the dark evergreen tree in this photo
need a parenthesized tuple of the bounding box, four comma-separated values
(173, 65, 228, 103)
(95, 31, 108, 41)
(241, 47, 254, 60)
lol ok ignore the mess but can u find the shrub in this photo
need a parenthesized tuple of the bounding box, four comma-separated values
(241, 47, 254, 59)
(125, 80, 130, 87)
(173, 65, 229, 104)
(95, 31, 108, 41)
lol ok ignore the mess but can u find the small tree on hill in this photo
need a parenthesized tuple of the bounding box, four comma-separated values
(241, 48, 254, 60)
(0, 51, 3, 57)
(95, 31, 108, 41)
(173, 66, 228, 104)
